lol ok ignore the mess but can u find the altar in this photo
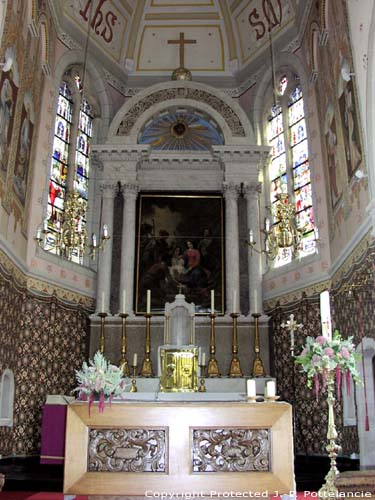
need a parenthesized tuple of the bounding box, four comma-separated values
(64, 399, 294, 498)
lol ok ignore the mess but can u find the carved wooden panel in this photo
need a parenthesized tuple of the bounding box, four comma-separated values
(88, 428, 167, 472)
(192, 428, 270, 472)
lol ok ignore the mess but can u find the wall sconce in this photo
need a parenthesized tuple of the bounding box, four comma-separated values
(35, 190, 110, 261)
(247, 193, 304, 261)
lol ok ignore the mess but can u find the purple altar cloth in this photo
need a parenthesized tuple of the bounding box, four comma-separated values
(40, 404, 67, 464)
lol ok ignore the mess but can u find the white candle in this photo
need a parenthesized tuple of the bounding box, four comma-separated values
(253, 290, 258, 313)
(146, 289, 151, 314)
(320, 290, 332, 340)
(201, 352, 206, 366)
(266, 380, 276, 398)
(103, 224, 108, 238)
(92, 233, 97, 247)
(247, 379, 256, 397)
(232, 290, 237, 313)
(289, 313, 295, 348)
(249, 229, 254, 244)
(36, 227, 42, 240)
(122, 289, 126, 314)
(101, 292, 105, 313)
(133, 352, 137, 366)
(43, 219, 48, 231)
(211, 290, 215, 313)
(265, 218, 270, 232)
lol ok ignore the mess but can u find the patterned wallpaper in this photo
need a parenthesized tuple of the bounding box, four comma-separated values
(266, 241, 375, 456)
(0, 260, 90, 456)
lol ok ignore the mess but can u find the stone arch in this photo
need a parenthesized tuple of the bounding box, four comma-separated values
(107, 81, 255, 146)
(0, 369, 15, 427)
(355, 337, 375, 468)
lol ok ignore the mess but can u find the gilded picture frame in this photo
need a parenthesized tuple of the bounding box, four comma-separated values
(135, 194, 224, 315)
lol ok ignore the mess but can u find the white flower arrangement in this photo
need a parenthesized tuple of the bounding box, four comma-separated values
(74, 351, 128, 412)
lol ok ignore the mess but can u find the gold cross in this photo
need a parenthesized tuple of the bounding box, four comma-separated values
(168, 32, 196, 68)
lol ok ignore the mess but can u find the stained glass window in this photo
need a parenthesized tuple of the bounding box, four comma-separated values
(267, 77, 316, 267)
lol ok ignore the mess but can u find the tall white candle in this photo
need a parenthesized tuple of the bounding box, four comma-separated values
(232, 290, 237, 313)
(121, 289, 126, 314)
(201, 352, 206, 366)
(320, 290, 332, 340)
(249, 229, 254, 244)
(133, 352, 137, 366)
(247, 379, 256, 397)
(253, 290, 258, 313)
(266, 380, 276, 398)
(101, 292, 105, 313)
(211, 290, 215, 313)
(146, 289, 151, 314)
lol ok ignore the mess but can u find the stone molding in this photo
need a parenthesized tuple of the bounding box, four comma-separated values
(92, 146, 150, 163)
(212, 146, 270, 165)
(122, 183, 139, 198)
(243, 182, 262, 198)
(222, 182, 240, 198)
(99, 182, 118, 198)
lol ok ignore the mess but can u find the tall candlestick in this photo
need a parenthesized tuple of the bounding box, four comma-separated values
(101, 292, 105, 313)
(133, 352, 137, 366)
(122, 289, 126, 314)
(247, 379, 256, 397)
(232, 290, 237, 314)
(211, 290, 215, 313)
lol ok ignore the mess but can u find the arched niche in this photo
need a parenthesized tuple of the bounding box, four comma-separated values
(0, 369, 15, 427)
(107, 81, 255, 146)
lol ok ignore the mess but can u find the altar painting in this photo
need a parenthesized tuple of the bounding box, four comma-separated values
(135, 194, 224, 314)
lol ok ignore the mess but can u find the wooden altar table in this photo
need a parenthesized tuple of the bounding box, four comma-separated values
(64, 401, 294, 498)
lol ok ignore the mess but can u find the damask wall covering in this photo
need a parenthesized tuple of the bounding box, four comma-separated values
(266, 235, 375, 456)
(0, 252, 91, 456)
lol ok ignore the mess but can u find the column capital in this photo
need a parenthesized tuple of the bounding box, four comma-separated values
(99, 182, 118, 198)
(243, 182, 262, 199)
(122, 183, 139, 199)
(222, 182, 240, 199)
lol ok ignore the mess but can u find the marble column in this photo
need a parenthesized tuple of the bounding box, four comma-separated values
(244, 183, 263, 315)
(119, 183, 139, 315)
(223, 182, 240, 314)
(96, 182, 117, 314)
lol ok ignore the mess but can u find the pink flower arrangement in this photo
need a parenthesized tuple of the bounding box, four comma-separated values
(295, 330, 361, 400)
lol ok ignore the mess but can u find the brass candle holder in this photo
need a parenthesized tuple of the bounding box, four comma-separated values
(251, 313, 266, 377)
(207, 313, 220, 377)
(98, 312, 108, 354)
(140, 313, 153, 377)
(229, 312, 243, 377)
(118, 313, 130, 377)
(130, 364, 138, 393)
(198, 363, 207, 392)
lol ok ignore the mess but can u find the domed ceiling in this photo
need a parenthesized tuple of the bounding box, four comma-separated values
(50, 0, 307, 90)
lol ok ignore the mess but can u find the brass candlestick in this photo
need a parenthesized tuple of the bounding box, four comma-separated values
(140, 313, 153, 377)
(130, 364, 138, 392)
(118, 313, 130, 377)
(251, 313, 266, 377)
(98, 312, 108, 354)
(229, 312, 243, 377)
(207, 313, 220, 377)
(198, 364, 207, 392)
(318, 370, 341, 499)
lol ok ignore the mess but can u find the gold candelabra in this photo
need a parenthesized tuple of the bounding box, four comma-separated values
(118, 313, 130, 377)
(35, 190, 110, 261)
(229, 312, 243, 377)
(247, 193, 305, 260)
(318, 370, 341, 499)
(198, 363, 207, 392)
(251, 313, 266, 377)
(140, 313, 153, 377)
(98, 312, 107, 354)
(207, 313, 220, 377)
(130, 364, 138, 392)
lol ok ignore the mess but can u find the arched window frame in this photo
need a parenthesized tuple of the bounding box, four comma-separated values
(46, 65, 96, 265)
(0, 369, 15, 427)
(264, 69, 316, 268)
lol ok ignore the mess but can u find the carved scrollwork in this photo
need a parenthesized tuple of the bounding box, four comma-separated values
(88, 428, 167, 473)
(192, 428, 270, 473)
(116, 88, 245, 137)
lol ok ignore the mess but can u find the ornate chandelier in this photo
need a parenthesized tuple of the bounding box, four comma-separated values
(35, 190, 110, 261)
(248, 193, 304, 260)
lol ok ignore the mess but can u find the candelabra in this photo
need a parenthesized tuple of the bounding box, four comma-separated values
(318, 370, 341, 499)
(198, 363, 207, 392)
(207, 313, 220, 377)
(140, 313, 153, 377)
(251, 313, 266, 377)
(118, 313, 130, 377)
(229, 313, 243, 377)
(98, 312, 107, 354)
(130, 364, 138, 393)
(35, 190, 110, 261)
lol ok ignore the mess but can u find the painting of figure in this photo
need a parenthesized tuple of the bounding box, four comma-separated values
(135, 194, 224, 314)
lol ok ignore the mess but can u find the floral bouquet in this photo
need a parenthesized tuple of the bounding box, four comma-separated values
(74, 351, 128, 413)
(295, 330, 361, 400)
